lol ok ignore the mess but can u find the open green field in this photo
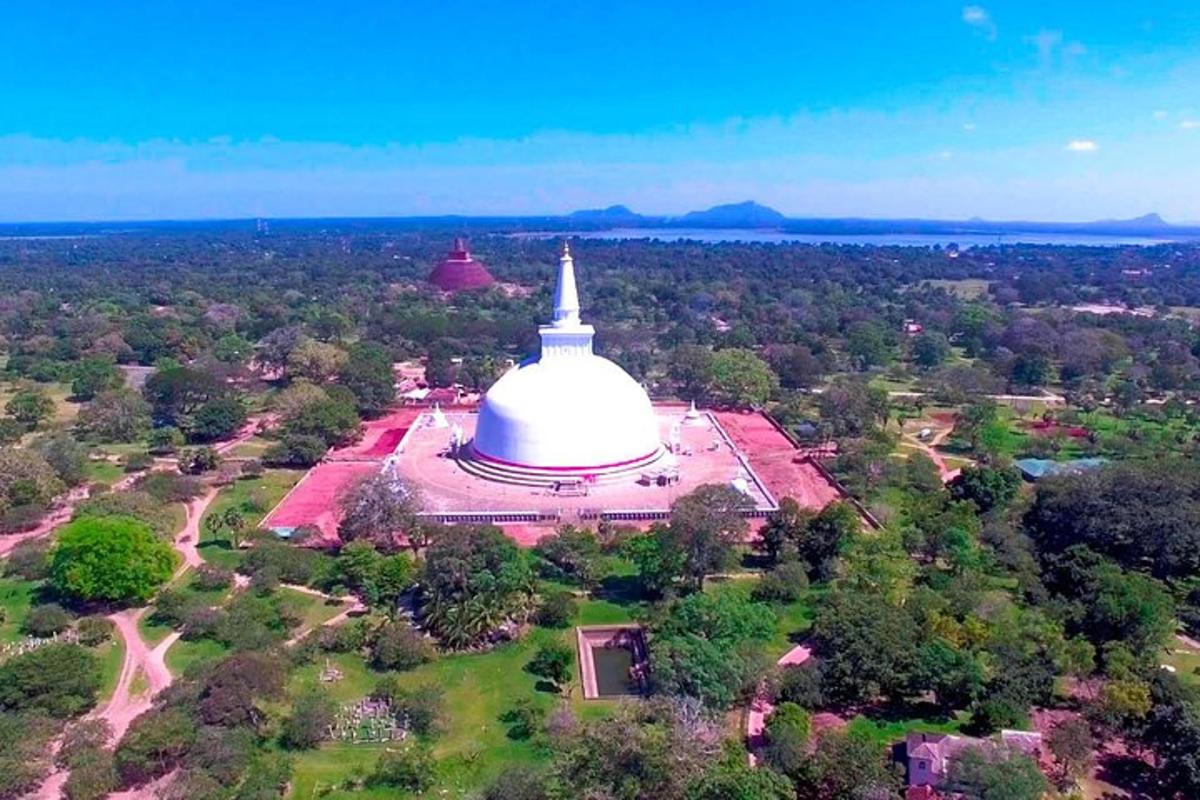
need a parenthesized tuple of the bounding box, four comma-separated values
(199, 469, 304, 569)
(918, 278, 992, 300)
(1165, 639, 1200, 687)
(0, 576, 39, 643)
(288, 576, 817, 799)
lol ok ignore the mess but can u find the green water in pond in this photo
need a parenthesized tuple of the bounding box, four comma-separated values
(593, 646, 636, 696)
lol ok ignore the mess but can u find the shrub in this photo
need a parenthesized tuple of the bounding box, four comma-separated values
(3, 538, 50, 580)
(368, 742, 434, 792)
(319, 618, 369, 653)
(775, 662, 825, 709)
(147, 426, 184, 455)
(370, 620, 436, 671)
(56, 719, 113, 767)
(240, 459, 265, 480)
(482, 768, 551, 800)
(536, 591, 578, 628)
(123, 452, 155, 473)
(136, 472, 203, 503)
(281, 690, 337, 750)
(192, 564, 234, 592)
(753, 560, 810, 603)
(0, 503, 49, 534)
(372, 680, 444, 736)
(23, 603, 74, 637)
(76, 615, 115, 646)
(178, 446, 220, 475)
(501, 698, 547, 740)
(525, 642, 574, 691)
(263, 434, 327, 468)
(114, 707, 197, 785)
(62, 751, 118, 800)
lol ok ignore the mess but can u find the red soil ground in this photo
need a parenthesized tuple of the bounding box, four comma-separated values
(713, 410, 844, 510)
(261, 462, 378, 542)
(328, 408, 422, 461)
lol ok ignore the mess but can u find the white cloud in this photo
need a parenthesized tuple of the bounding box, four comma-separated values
(963, 122, 977, 131)
(1153, 110, 1170, 120)
(961, 6, 996, 39)
(1066, 139, 1099, 152)
(1181, 120, 1200, 130)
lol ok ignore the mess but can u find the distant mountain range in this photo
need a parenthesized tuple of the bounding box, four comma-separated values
(3, 204, 1199, 239)
(565, 203, 1200, 237)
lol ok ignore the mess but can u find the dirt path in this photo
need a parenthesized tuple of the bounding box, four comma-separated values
(746, 644, 812, 766)
(173, 488, 219, 575)
(0, 485, 91, 558)
(900, 426, 964, 483)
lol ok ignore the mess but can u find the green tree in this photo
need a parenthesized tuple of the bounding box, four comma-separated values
(281, 690, 337, 750)
(526, 642, 574, 691)
(792, 730, 898, 800)
(71, 357, 122, 401)
(32, 433, 89, 487)
(707, 348, 779, 407)
(338, 474, 422, 553)
(0, 643, 101, 718)
(76, 389, 152, 442)
(666, 483, 752, 589)
(913, 330, 951, 369)
(49, 516, 177, 604)
(950, 464, 1021, 513)
(6, 387, 55, 429)
(948, 745, 1048, 800)
(339, 341, 396, 418)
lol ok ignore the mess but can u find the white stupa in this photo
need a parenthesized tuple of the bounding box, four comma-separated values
(469, 243, 664, 483)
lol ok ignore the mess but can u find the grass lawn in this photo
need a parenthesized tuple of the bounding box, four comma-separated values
(165, 637, 229, 676)
(1165, 641, 1200, 687)
(289, 595, 640, 799)
(227, 436, 272, 458)
(96, 636, 125, 700)
(846, 707, 970, 746)
(0, 576, 39, 642)
(280, 587, 347, 630)
(198, 469, 304, 569)
(919, 278, 992, 300)
(84, 459, 126, 485)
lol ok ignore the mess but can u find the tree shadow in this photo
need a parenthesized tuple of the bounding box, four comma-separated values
(533, 680, 560, 694)
(595, 574, 647, 606)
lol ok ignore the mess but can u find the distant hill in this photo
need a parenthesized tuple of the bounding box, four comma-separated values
(567, 205, 647, 224)
(676, 201, 786, 228)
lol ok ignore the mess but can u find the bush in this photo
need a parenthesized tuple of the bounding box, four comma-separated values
(23, 603, 73, 637)
(114, 707, 197, 785)
(136, 472, 204, 503)
(482, 768, 550, 800)
(56, 719, 113, 767)
(370, 620, 436, 671)
(263, 434, 327, 468)
(76, 615, 115, 646)
(178, 446, 220, 475)
(123, 452, 155, 472)
(240, 541, 328, 586)
(318, 618, 369, 653)
(501, 698, 547, 741)
(63, 750, 118, 800)
(192, 564, 234, 592)
(240, 459, 265, 479)
(525, 642, 574, 690)
(753, 560, 810, 603)
(281, 690, 337, 750)
(372, 680, 444, 736)
(3, 538, 50, 580)
(0, 503, 49, 534)
(147, 427, 185, 455)
(368, 742, 434, 792)
(536, 591, 578, 628)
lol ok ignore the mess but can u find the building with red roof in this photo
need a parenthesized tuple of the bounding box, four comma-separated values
(428, 238, 495, 292)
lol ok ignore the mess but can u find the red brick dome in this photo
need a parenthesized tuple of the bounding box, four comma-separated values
(428, 238, 495, 292)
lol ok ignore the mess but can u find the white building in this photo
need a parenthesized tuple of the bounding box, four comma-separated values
(469, 243, 664, 482)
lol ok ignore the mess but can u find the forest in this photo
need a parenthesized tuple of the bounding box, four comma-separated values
(0, 226, 1199, 800)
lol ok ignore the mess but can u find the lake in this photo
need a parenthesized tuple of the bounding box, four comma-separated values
(521, 228, 1183, 248)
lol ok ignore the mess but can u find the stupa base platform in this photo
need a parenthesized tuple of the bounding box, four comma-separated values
(456, 446, 667, 487)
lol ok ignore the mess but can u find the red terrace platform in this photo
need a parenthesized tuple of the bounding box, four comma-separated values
(263, 405, 848, 545)
(711, 410, 845, 511)
(262, 461, 378, 544)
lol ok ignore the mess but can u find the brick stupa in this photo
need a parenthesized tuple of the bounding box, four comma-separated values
(428, 238, 495, 292)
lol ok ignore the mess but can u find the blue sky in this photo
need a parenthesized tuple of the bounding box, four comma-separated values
(2, 2, 1200, 222)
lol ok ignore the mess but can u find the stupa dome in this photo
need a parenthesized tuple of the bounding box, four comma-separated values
(469, 244, 663, 481)
(428, 238, 495, 292)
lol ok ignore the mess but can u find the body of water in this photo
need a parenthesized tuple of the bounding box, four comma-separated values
(521, 227, 1183, 248)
